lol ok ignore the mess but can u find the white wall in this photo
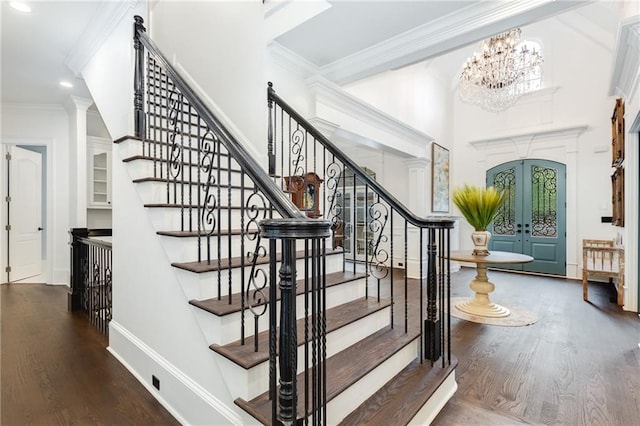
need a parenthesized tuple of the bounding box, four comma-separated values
(0, 104, 71, 284)
(97, 2, 268, 422)
(81, 3, 147, 139)
(451, 16, 618, 279)
(343, 60, 453, 150)
(149, 1, 267, 163)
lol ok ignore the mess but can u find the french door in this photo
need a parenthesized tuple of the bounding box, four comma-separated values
(487, 159, 566, 275)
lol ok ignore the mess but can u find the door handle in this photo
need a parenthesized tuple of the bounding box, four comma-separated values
(38, 227, 43, 231)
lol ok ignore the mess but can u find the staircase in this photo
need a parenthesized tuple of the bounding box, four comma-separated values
(108, 16, 457, 425)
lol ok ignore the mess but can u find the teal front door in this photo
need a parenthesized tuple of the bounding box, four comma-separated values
(487, 159, 566, 275)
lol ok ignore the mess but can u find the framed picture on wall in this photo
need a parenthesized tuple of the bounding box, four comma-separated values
(431, 142, 450, 213)
(611, 98, 625, 167)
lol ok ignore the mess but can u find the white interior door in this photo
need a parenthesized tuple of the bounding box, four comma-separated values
(9, 146, 42, 282)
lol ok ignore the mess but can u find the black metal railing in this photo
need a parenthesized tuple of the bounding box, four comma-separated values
(69, 228, 112, 336)
(133, 15, 454, 424)
(133, 17, 330, 425)
(268, 82, 455, 365)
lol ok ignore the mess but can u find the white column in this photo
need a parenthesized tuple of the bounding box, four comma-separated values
(65, 96, 93, 228)
(403, 157, 430, 278)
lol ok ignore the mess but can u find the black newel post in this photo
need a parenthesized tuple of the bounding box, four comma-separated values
(133, 15, 146, 139)
(260, 218, 331, 425)
(68, 228, 89, 311)
(425, 227, 441, 362)
(267, 82, 276, 177)
(278, 237, 297, 423)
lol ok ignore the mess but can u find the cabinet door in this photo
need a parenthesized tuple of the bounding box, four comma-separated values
(88, 141, 112, 208)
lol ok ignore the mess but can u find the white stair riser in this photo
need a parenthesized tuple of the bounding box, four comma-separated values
(194, 280, 364, 345)
(327, 338, 419, 425)
(216, 304, 392, 401)
(159, 232, 343, 265)
(159, 233, 258, 263)
(126, 159, 245, 186)
(135, 180, 248, 206)
(176, 255, 342, 300)
(146, 206, 263, 233)
(118, 137, 235, 162)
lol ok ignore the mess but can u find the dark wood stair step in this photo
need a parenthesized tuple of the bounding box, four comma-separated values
(157, 229, 257, 238)
(133, 177, 253, 191)
(123, 154, 241, 173)
(235, 326, 420, 424)
(171, 248, 343, 274)
(211, 295, 389, 369)
(116, 135, 231, 156)
(189, 271, 365, 316)
(144, 203, 266, 211)
(339, 356, 458, 426)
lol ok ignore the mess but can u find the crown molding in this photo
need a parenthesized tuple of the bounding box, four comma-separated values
(267, 41, 320, 79)
(319, 0, 590, 85)
(2, 102, 66, 112)
(264, 0, 331, 40)
(306, 76, 433, 151)
(468, 124, 589, 147)
(609, 16, 640, 98)
(65, 0, 140, 76)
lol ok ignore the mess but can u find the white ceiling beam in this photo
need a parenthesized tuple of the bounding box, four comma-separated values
(318, 0, 592, 85)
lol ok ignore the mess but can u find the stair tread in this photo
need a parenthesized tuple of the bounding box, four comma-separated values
(211, 294, 389, 369)
(235, 326, 420, 424)
(339, 356, 458, 426)
(118, 135, 232, 155)
(172, 248, 343, 274)
(123, 154, 241, 173)
(133, 177, 252, 190)
(190, 271, 365, 316)
(144, 203, 262, 210)
(157, 229, 257, 238)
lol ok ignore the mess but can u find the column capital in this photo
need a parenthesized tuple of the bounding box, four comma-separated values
(403, 157, 430, 169)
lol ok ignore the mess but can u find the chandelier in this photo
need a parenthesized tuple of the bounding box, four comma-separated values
(459, 28, 543, 112)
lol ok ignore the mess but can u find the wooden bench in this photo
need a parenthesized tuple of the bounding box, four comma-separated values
(582, 239, 624, 306)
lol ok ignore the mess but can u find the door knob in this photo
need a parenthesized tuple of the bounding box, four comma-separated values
(38, 227, 43, 231)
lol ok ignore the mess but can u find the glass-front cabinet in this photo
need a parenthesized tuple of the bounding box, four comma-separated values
(336, 167, 377, 262)
(88, 137, 112, 208)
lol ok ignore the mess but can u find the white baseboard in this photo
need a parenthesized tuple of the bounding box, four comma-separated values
(108, 320, 247, 426)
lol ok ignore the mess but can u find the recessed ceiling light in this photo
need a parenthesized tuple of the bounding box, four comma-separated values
(10, 1, 31, 13)
(60, 81, 73, 88)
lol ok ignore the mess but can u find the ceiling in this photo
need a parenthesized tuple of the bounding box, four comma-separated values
(1, 1, 98, 105)
(1, 0, 619, 106)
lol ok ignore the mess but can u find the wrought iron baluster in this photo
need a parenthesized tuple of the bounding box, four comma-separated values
(227, 153, 232, 304)
(267, 82, 275, 176)
(390, 209, 394, 328)
(216, 137, 222, 296)
(188, 105, 194, 232)
(133, 16, 145, 139)
(419, 227, 424, 363)
(404, 221, 408, 333)
(240, 172, 246, 345)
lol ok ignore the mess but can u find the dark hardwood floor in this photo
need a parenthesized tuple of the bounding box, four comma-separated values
(433, 267, 640, 426)
(1, 283, 179, 426)
(2, 268, 638, 426)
